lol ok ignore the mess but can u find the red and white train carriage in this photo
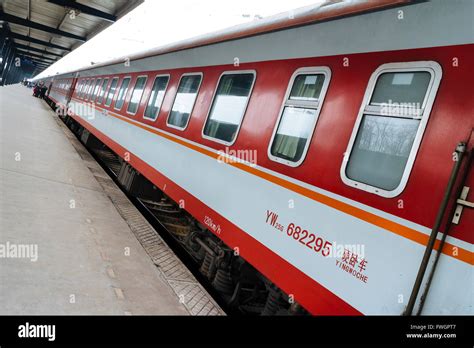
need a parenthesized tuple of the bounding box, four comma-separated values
(39, 0, 473, 315)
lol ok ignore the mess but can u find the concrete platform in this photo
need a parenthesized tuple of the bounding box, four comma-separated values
(0, 85, 219, 315)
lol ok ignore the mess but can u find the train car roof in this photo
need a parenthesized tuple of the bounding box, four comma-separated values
(37, 0, 412, 79)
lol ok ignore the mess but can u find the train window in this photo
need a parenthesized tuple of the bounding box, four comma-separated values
(80, 80, 89, 99)
(144, 75, 170, 121)
(77, 81, 82, 98)
(370, 72, 431, 106)
(341, 61, 442, 198)
(85, 79, 95, 101)
(127, 76, 148, 115)
(97, 78, 109, 104)
(104, 77, 119, 107)
(268, 67, 331, 167)
(74, 81, 82, 96)
(92, 78, 102, 101)
(114, 77, 131, 110)
(167, 73, 202, 130)
(81, 81, 86, 98)
(202, 71, 256, 145)
(83, 80, 91, 99)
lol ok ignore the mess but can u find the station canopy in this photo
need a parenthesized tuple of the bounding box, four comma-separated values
(0, 0, 143, 80)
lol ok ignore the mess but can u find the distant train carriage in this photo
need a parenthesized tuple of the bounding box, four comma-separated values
(38, 0, 473, 315)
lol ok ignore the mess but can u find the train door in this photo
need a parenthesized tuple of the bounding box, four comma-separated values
(66, 75, 78, 105)
(448, 130, 474, 247)
(412, 130, 473, 315)
(48, 78, 54, 97)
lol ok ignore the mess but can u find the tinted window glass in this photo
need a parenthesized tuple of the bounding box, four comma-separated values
(75, 82, 82, 95)
(144, 76, 169, 120)
(127, 76, 147, 114)
(80, 80, 90, 99)
(168, 75, 201, 129)
(85, 79, 95, 100)
(92, 79, 102, 101)
(370, 72, 431, 106)
(105, 78, 118, 106)
(270, 107, 317, 162)
(345, 68, 435, 192)
(97, 78, 109, 104)
(345, 115, 419, 190)
(289, 74, 324, 102)
(114, 77, 131, 110)
(203, 73, 254, 143)
(270, 73, 326, 163)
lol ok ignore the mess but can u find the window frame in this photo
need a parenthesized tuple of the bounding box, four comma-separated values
(340, 61, 442, 198)
(201, 70, 257, 146)
(74, 81, 82, 97)
(267, 66, 331, 167)
(96, 78, 109, 104)
(113, 76, 132, 111)
(80, 79, 89, 99)
(85, 79, 95, 101)
(104, 77, 119, 107)
(166, 72, 203, 131)
(126, 75, 148, 116)
(92, 78, 102, 101)
(143, 74, 170, 121)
